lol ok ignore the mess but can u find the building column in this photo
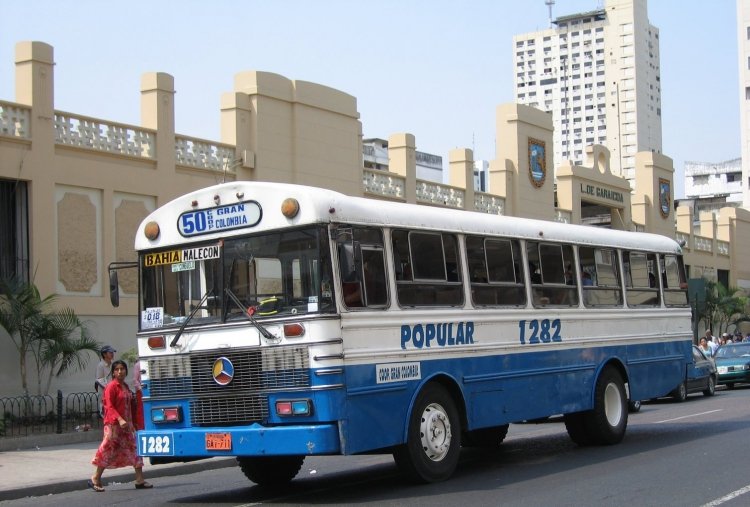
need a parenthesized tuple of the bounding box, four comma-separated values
(221, 91, 255, 179)
(388, 133, 416, 204)
(141, 72, 175, 183)
(448, 148, 474, 211)
(15, 41, 56, 295)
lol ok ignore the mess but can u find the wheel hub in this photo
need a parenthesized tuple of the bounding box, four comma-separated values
(604, 383, 623, 426)
(419, 403, 452, 461)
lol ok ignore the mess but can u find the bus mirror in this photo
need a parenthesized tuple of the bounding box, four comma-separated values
(109, 269, 120, 307)
(107, 261, 137, 308)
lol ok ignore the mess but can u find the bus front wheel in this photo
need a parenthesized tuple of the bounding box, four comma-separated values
(237, 455, 305, 487)
(393, 383, 461, 483)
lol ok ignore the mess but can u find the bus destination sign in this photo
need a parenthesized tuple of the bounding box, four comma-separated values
(178, 201, 262, 237)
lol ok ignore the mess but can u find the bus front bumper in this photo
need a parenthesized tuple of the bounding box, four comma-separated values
(137, 422, 341, 458)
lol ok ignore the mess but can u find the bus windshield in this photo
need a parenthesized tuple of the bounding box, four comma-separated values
(139, 226, 335, 330)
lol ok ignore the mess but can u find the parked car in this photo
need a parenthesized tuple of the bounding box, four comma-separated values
(714, 342, 750, 389)
(632, 346, 716, 408)
(669, 345, 718, 401)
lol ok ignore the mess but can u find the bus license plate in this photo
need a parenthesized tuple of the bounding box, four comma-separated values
(206, 433, 231, 450)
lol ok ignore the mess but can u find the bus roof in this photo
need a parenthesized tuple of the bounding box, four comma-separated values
(135, 181, 682, 255)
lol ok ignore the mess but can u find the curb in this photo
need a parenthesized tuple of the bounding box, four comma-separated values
(0, 430, 103, 452)
(0, 457, 236, 502)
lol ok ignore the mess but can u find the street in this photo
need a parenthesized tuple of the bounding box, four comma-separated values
(4, 386, 750, 507)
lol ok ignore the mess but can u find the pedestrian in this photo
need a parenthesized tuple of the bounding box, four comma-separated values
(705, 330, 719, 356)
(88, 359, 153, 492)
(95, 345, 116, 417)
(698, 336, 713, 357)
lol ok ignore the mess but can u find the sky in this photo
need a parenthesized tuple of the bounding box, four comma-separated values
(0, 0, 740, 198)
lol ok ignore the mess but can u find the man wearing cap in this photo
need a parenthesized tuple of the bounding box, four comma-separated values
(95, 346, 116, 417)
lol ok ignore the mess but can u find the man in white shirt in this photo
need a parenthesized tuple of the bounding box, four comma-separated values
(95, 345, 116, 416)
(705, 331, 719, 356)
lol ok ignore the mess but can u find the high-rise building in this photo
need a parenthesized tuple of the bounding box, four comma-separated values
(513, 0, 662, 186)
(738, 0, 750, 207)
(677, 158, 743, 221)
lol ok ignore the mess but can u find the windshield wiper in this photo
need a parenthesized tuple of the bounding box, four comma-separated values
(224, 288, 277, 341)
(170, 288, 214, 347)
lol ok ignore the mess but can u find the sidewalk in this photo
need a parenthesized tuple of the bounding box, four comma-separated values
(0, 431, 235, 502)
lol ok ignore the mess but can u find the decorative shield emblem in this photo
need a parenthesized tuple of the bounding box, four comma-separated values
(528, 138, 546, 188)
(659, 178, 671, 219)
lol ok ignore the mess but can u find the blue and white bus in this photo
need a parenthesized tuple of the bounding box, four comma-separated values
(114, 181, 692, 484)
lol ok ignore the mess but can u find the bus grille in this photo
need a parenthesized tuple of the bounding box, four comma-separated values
(190, 395, 269, 425)
(146, 345, 310, 425)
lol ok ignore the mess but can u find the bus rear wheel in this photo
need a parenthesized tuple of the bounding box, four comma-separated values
(393, 383, 461, 483)
(462, 424, 509, 448)
(237, 455, 305, 487)
(565, 366, 627, 446)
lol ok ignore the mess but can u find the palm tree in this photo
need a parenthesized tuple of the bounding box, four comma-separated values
(0, 275, 99, 396)
(35, 309, 100, 395)
(701, 279, 750, 336)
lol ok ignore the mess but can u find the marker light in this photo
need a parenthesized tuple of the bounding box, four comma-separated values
(283, 323, 305, 338)
(281, 198, 300, 218)
(147, 336, 166, 349)
(275, 399, 312, 417)
(144, 221, 160, 240)
(151, 406, 182, 423)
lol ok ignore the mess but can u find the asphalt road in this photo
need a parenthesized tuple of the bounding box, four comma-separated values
(4, 386, 750, 507)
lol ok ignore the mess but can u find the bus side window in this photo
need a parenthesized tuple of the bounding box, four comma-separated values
(338, 226, 388, 310)
(467, 236, 525, 307)
(662, 254, 689, 307)
(361, 248, 388, 307)
(579, 247, 622, 307)
(624, 251, 660, 307)
(527, 241, 578, 307)
(392, 229, 463, 307)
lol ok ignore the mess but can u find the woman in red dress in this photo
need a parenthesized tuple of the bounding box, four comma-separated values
(88, 360, 153, 492)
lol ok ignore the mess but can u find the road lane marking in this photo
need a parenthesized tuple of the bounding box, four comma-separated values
(700, 484, 750, 506)
(653, 409, 722, 424)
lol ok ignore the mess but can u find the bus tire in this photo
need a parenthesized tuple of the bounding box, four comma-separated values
(586, 366, 628, 445)
(393, 383, 461, 483)
(462, 424, 509, 448)
(237, 455, 305, 486)
(563, 411, 593, 446)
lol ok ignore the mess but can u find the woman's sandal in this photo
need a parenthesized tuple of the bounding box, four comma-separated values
(135, 481, 153, 489)
(87, 479, 105, 492)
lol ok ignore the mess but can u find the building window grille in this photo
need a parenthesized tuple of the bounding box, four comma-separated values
(0, 179, 29, 282)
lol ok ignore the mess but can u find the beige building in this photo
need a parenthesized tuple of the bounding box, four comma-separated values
(1, 41, 749, 397)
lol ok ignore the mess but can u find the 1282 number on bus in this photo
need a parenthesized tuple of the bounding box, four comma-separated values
(518, 319, 562, 344)
(139, 434, 173, 455)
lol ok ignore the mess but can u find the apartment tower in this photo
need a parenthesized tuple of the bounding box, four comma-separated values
(513, 0, 662, 185)
(738, 0, 750, 207)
